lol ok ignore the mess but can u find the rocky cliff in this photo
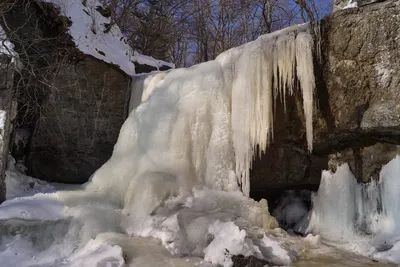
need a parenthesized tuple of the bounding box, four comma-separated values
(0, 0, 172, 185)
(251, 0, 399, 202)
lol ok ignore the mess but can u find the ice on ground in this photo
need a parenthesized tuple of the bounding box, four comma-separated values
(0, 194, 64, 221)
(6, 155, 54, 199)
(204, 220, 294, 267)
(42, 0, 174, 75)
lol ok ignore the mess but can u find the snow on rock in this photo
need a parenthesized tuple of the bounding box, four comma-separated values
(0, 25, 21, 69)
(204, 220, 294, 267)
(42, 0, 174, 75)
(204, 221, 261, 267)
(6, 155, 54, 199)
(344, 0, 359, 9)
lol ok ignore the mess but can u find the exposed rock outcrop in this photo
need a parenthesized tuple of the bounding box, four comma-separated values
(251, 0, 400, 200)
(27, 56, 130, 183)
(0, 0, 172, 184)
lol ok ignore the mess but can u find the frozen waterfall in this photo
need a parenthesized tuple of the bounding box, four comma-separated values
(122, 23, 316, 201)
(0, 23, 319, 267)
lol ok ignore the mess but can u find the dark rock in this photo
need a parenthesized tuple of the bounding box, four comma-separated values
(232, 255, 269, 267)
(95, 6, 111, 18)
(27, 56, 130, 183)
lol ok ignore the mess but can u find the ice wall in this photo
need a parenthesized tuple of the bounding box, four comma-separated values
(90, 23, 316, 224)
(304, 156, 400, 263)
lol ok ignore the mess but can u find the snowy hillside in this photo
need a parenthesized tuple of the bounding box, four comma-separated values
(43, 0, 174, 75)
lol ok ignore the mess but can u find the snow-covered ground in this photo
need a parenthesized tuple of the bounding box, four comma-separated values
(2, 158, 397, 267)
(42, 0, 174, 75)
(0, 157, 300, 267)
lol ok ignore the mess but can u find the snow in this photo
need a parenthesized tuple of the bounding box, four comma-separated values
(203, 220, 294, 267)
(43, 0, 174, 75)
(2, 159, 62, 221)
(0, 194, 64, 220)
(6, 155, 54, 199)
(0, 158, 293, 267)
(0, 25, 22, 70)
(344, 0, 359, 9)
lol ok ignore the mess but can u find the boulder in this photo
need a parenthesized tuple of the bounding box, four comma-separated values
(27, 56, 130, 183)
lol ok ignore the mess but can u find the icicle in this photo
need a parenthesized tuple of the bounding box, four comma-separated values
(275, 32, 296, 112)
(231, 27, 315, 196)
(296, 32, 315, 152)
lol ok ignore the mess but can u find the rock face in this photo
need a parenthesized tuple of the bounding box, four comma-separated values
(251, 0, 400, 201)
(0, 0, 171, 184)
(0, 62, 16, 202)
(27, 56, 130, 183)
(316, 0, 400, 180)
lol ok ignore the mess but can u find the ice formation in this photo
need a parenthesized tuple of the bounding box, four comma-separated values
(129, 71, 169, 113)
(301, 156, 400, 264)
(126, 23, 316, 197)
(0, 19, 318, 267)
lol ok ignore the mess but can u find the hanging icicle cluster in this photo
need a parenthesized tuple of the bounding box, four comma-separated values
(229, 25, 315, 196)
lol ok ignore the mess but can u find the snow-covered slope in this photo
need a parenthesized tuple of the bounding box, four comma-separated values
(43, 0, 174, 75)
